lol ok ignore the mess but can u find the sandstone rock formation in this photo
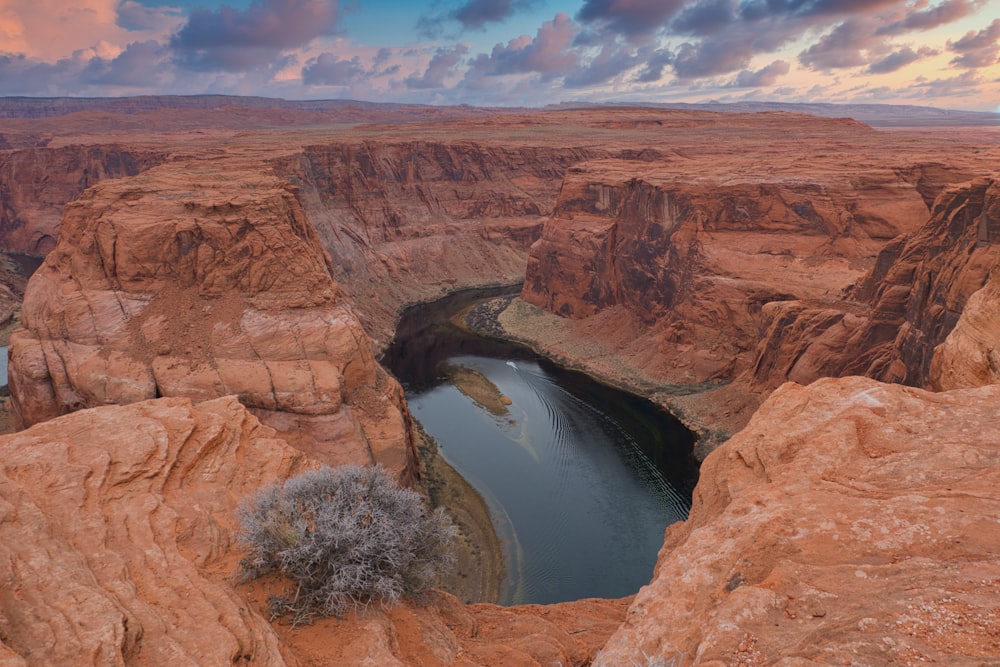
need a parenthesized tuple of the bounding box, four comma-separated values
(7, 162, 416, 478)
(930, 255, 1000, 390)
(521, 159, 932, 383)
(0, 254, 27, 330)
(498, 119, 1000, 444)
(270, 142, 601, 340)
(0, 395, 626, 666)
(0, 146, 165, 255)
(750, 176, 999, 392)
(597, 376, 1000, 665)
(0, 395, 308, 665)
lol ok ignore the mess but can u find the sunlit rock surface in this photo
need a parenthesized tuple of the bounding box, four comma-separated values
(0, 396, 627, 666)
(7, 163, 416, 478)
(598, 376, 1000, 665)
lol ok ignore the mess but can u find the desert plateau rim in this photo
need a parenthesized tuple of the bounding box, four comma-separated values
(0, 98, 999, 665)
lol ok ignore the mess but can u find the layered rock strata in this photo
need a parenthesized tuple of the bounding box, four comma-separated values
(930, 254, 1000, 390)
(7, 162, 416, 478)
(597, 376, 1000, 665)
(0, 145, 165, 255)
(750, 177, 999, 391)
(0, 396, 308, 665)
(271, 142, 601, 340)
(0, 395, 627, 666)
(519, 158, 933, 388)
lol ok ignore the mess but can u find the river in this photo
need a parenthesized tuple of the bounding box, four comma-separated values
(383, 289, 699, 605)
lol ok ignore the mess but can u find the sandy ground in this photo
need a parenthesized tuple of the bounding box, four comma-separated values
(444, 363, 512, 417)
(414, 423, 504, 604)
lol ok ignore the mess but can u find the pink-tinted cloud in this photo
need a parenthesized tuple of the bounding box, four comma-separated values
(948, 18, 1000, 68)
(727, 59, 791, 87)
(116, 0, 184, 32)
(301, 53, 366, 85)
(465, 12, 579, 78)
(170, 0, 340, 71)
(406, 44, 469, 89)
(577, 0, 687, 39)
(799, 16, 888, 70)
(876, 0, 985, 35)
(82, 39, 173, 86)
(868, 45, 938, 73)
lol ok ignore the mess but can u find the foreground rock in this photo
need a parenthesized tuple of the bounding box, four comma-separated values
(0, 396, 626, 666)
(597, 376, 1000, 665)
(7, 163, 416, 478)
(0, 396, 308, 665)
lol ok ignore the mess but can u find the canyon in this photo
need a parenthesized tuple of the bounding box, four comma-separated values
(1, 98, 999, 665)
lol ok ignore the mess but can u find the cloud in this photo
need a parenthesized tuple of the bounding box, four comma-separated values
(82, 39, 172, 86)
(576, 0, 687, 40)
(739, 0, 901, 20)
(671, 0, 739, 36)
(636, 49, 673, 82)
(453, 0, 536, 30)
(419, 0, 537, 38)
(464, 12, 579, 78)
(907, 70, 985, 98)
(876, 0, 985, 35)
(301, 53, 366, 85)
(170, 0, 339, 71)
(115, 0, 184, 32)
(727, 59, 790, 87)
(406, 44, 469, 89)
(799, 17, 887, 70)
(867, 45, 937, 73)
(948, 18, 1000, 68)
(564, 42, 648, 87)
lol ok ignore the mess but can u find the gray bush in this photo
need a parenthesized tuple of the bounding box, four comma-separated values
(237, 464, 456, 624)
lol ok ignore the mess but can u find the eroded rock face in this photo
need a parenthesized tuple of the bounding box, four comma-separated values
(597, 376, 1000, 665)
(0, 145, 165, 255)
(7, 162, 416, 478)
(0, 395, 627, 666)
(751, 177, 999, 391)
(522, 160, 931, 383)
(930, 255, 1000, 390)
(0, 396, 307, 665)
(271, 142, 601, 340)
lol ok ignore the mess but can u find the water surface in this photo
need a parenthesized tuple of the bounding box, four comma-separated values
(385, 290, 698, 604)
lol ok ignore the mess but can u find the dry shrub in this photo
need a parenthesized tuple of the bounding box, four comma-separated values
(237, 464, 456, 624)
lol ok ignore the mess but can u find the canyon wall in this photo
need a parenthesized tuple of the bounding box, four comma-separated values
(930, 252, 1000, 390)
(6, 161, 417, 478)
(271, 142, 602, 340)
(750, 176, 999, 391)
(521, 159, 933, 385)
(0, 146, 166, 255)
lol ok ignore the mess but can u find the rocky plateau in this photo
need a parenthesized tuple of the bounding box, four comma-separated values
(1, 100, 999, 665)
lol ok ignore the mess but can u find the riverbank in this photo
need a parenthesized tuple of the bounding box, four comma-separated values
(464, 295, 753, 459)
(413, 422, 504, 604)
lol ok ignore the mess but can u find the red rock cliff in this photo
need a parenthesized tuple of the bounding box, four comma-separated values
(270, 141, 601, 339)
(7, 161, 417, 479)
(0, 145, 166, 255)
(522, 159, 931, 383)
(750, 176, 999, 391)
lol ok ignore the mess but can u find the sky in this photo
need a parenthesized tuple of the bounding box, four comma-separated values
(0, 0, 998, 110)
